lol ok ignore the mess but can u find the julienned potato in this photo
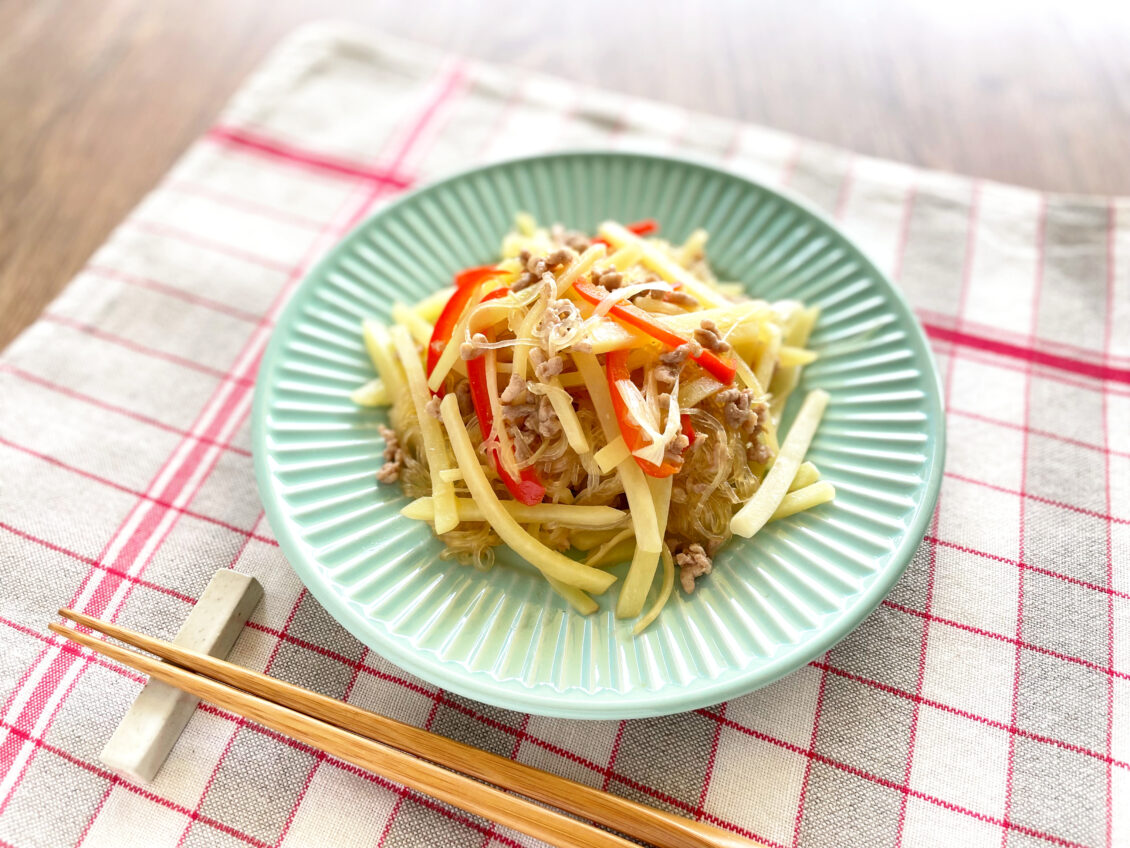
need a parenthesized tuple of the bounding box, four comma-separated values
(353, 215, 833, 634)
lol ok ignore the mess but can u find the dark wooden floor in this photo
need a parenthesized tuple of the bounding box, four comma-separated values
(3, 0, 1128, 349)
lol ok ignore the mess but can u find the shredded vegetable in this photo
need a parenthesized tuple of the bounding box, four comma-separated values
(357, 215, 832, 632)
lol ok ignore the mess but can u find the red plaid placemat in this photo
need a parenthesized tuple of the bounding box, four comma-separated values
(1, 23, 1127, 848)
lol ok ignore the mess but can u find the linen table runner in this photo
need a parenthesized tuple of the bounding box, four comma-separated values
(0, 23, 1127, 848)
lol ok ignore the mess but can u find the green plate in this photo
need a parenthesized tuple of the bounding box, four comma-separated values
(252, 151, 944, 719)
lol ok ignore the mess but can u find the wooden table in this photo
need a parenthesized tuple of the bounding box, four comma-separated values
(3, 0, 1128, 349)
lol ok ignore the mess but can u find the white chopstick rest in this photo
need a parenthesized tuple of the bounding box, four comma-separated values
(99, 569, 262, 782)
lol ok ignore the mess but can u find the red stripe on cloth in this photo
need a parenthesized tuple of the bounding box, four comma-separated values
(41, 314, 256, 387)
(779, 139, 802, 187)
(926, 535, 1130, 602)
(0, 436, 276, 546)
(794, 169, 857, 846)
(791, 661, 828, 848)
(336, 64, 466, 235)
(883, 599, 1130, 683)
(0, 618, 145, 685)
(84, 265, 263, 324)
(1004, 189, 1043, 848)
(207, 125, 413, 189)
(919, 306, 1130, 366)
(922, 322, 1130, 385)
(932, 336, 1130, 400)
(832, 156, 856, 221)
(128, 220, 296, 273)
(0, 365, 253, 458)
(699, 710, 1089, 848)
(1102, 197, 1117, 848)
(601, 721, 626, 793)
(0, 723, 271, 847)
(74, 784, 116, 848)
(163, 180, 327, 230)
(810, 662, 1130, 771)
(693, 702, 726, 821)
(902, 183, 981, 846)
(0, 522, 197, 606)
(948, 407, 1130, 461)
(891, 183, 918, 284)
(944, 470, 1130, 526)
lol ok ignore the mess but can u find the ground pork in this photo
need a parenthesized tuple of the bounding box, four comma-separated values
(655, 342, 702, 388)
(694, 319, 730, 353)
(663, 433, 691, 467)
(676, 544, 713, 593)
(500, 373, 527, 404)
(502, 402, 536, 422)
(629, 287, 699, 310)
(459, 332, 489, 360)
(375, 424, 404, 483)
(594, 268, 623, 290)
(529, 347, 564, 382)
(534, 394, 561, 438)
(715, 387, 765, 435)
(663, 290, 700, 308)
(544, 248, 572, 271)
(550, 225, 591, 253)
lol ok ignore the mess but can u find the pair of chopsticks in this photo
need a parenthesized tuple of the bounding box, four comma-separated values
(51, 610, 760, 848)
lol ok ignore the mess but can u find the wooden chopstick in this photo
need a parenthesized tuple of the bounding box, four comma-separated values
(50, 620, 637, 848)
(54, 610, 761, 848)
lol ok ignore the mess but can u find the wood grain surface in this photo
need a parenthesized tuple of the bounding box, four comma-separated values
(3, 0, 1129, 349)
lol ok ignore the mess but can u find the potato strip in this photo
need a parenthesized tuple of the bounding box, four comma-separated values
(390, 326, 459, 534)
(545, 578, 598, 615)
(632, 545, 675, 635)
(789, 461, 820, 492)
(573, 352, 661, 552)
(362, 319, 405, 399)
(439, 393, 616, 594)
(414, 287, 454, 323)
(597, 221, 728, 308)
(543, 379, 590, 455)
(554, 243, 607, 294)
(350, 377, 388, 407)
(617, 474, 672, 619)
(391, 303, 434, 347)
(594, 436, 630, 473)
(770, 481, 836, 522)
(731, 389, 829, 537)
(483, 348, 521, 480)
(401, 496, 626, 529)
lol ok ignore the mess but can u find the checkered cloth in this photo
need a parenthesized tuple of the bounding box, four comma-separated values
(0, 23, 1126, 848)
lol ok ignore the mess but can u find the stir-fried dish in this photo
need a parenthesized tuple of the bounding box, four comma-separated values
(353, 215, 833, 633)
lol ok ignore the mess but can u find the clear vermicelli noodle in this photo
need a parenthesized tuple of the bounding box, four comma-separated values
(357, 216, 834, 632)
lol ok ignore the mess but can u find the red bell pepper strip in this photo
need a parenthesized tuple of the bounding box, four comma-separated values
(591, 218, 659, 248)
(681, 415, 695, 447)
(464, 324, 545, 505)
(573, 280, 737, 384)
(480, 287, 511, 303)
(605, 350, 685, 478)
(454, 264, 501, 289)
(426, 269, 507, 387)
